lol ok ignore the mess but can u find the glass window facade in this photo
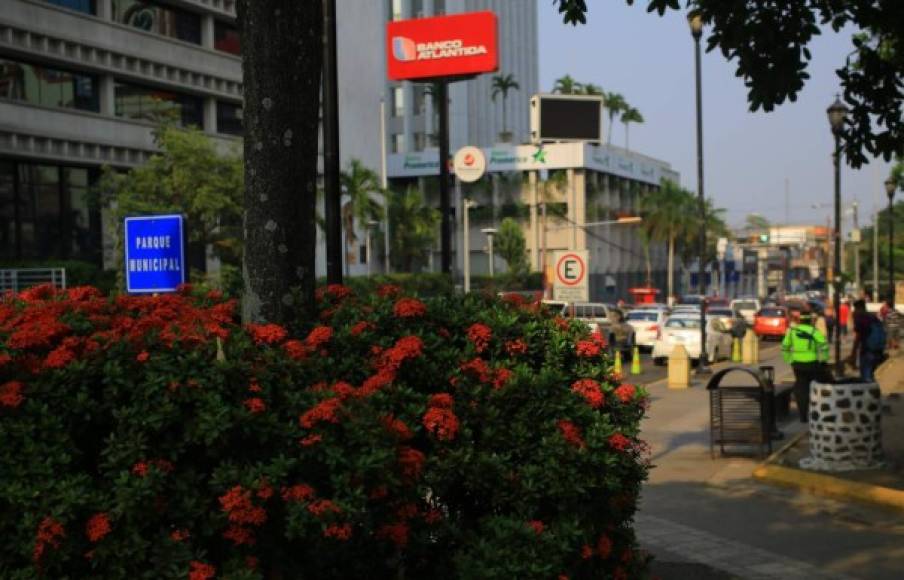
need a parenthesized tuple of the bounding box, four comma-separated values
(391, 133, 405, 154)
(114, 82, 203, 128)
(45, 0, 95, 14)
(112, 0, 202, 45)
(0, 58, 99, 112)
(217, 101, 242, 136)
(214, 20, 240, 55)
(0, 160, 100, 262)
(392, 86, 404, 117)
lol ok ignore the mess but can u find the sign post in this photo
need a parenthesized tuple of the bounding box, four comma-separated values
(387, 11, 498, 275)
(552, 250, 589, 303)
(124, 214, 186, 294)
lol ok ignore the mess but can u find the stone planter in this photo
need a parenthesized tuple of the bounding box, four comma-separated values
(799, 381, 884, 471)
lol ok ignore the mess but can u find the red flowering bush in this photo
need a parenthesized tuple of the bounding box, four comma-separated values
(0, 284, 650, 579)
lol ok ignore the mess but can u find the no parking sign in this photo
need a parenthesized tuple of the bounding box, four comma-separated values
(553, 250, 589, 303)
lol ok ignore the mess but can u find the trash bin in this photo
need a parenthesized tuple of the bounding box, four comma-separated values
(707, 367, 773, 458)
(799, 379, 883, 471)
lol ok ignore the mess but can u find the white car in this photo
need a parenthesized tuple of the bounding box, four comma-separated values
(730, 298, 761, 324)
(652, 314, 733, 365)
(564, 302, 612, 333)
(625, 309, 668, 350)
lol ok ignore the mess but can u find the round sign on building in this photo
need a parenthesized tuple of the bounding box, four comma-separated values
(453, 146, 487, 183)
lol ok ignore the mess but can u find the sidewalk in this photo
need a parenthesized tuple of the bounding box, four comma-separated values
(754, 349, 904, 507)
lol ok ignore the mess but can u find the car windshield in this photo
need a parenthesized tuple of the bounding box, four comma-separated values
(665, 318, 701, 329)
(733, 301, 757, 310)
(759, 308, 786, 317)
(627, 311, 658, 322)
(708, 309, 733, 317)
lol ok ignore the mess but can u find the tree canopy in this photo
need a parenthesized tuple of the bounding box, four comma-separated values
(495, 218, 529, 275)
(552, 0, 904, 167)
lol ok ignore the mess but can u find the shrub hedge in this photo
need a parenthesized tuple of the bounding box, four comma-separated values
(0, 284, 649, 579)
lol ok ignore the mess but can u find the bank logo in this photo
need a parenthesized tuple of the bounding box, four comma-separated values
(392, 37, 417, 62)
(532, 145, 547, 164)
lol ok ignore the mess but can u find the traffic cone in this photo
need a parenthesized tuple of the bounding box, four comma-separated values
(613, 350, 623, 377)
(732, 337, 742, 362)
(631, 346, 642, 375)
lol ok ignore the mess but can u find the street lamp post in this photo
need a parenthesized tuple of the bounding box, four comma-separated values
(827, 95, 848, 376)
(886, 177, 897, 307)
(482, 228, 498, 278)
(688, 11, 710, 374)
(463, 199, 477, 293)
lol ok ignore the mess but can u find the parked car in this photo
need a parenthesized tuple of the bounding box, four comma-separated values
(730, 298, 761, 325)
(565, 302, 613, 333)
(540, 300, 568, 315)
(752, 307, 790, 339)
(625, 309, 668, 350)
(652, 314, 733, 365)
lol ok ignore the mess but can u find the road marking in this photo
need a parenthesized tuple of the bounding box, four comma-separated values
(636, 513, 856, 580)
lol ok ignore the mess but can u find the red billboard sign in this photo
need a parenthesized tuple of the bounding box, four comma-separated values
(387, 11, 498, 81)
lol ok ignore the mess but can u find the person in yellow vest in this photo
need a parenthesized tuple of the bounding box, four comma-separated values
(782, 309, 830, 422)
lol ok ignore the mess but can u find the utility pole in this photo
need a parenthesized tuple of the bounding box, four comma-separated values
(322, 0, 342, 284)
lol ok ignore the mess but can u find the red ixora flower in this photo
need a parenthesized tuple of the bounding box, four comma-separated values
(527, 520, 545, 535)
(597, 534, 613, 559)
(614, 384, 637, 403)
(575, 340, 601, 358)
(505, 338, 528, 356)
(307, 499, 341, 517)
(246, 323, 288, 345)
(382, 414, 414, 440)
(581, 544, 594, 559)
(376, 283, 402, 298)
(423, 406, 459, 441)
(299, 397, 342, 429)
(136, 350, 150, 363)
(86, 513, 111, 543)
(33, 516, 65, 563)
(243, 397, 267, 414)
(316, 283, 352, 302)
(397, 446, 426, 480)
(393, 297, 427, 318)
(170, 528, 189, 542)
(189, 560, 216, 580)
(466, 323, 492, 353)
(223, 524, 256, 546)
(349, 321, 373, 336)
(131, 462, 149, 477)
(377, 522, 409, 547)
(219, 486, 267, 526)
(0, 380, 25, 408)
(323, 523, 353, 540)
(281, 483, 315, 503)
(428, 393, 454, 408)
(608, 433, 632, 452)
(281, 339, 305, 361)
(557, 420, 586, 449)
(305, 325, 333, 349)
(44, 346, 77, 369)
(571, 379, 604, 409)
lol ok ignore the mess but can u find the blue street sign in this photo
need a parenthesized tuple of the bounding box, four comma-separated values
(124, 214, 186, 294)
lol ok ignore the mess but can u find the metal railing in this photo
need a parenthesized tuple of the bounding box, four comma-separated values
(0, 268, 67, 293)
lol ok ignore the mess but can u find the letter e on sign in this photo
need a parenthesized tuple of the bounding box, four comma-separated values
(552, 250, 589, 303)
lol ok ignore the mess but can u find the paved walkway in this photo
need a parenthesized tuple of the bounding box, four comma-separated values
(637, 342, 904, 580)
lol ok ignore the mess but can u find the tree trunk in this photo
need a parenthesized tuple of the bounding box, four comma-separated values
(238, 0, 321, 324)
(502, 97, 507, 133)
(667, 231, 675, 303)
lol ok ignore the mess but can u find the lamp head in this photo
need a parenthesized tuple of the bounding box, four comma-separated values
(687, 10, 704, 39)
(826, 95, 848, 134)
(885, 177, 897, 200)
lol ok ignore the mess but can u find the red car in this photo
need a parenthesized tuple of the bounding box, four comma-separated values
(753, 307, 790, 339)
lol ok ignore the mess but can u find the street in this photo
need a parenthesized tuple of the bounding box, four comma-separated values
(635, 338, 904, 580)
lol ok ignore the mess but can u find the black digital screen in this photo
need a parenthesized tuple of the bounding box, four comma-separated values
(539, 97, 601, 142)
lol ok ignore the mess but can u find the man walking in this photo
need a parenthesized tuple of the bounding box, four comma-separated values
(849, 299, 886, 382)
(782, 309, 830, 422)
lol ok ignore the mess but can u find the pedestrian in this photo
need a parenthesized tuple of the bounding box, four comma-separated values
(824, 300, 836, 343)
(782, 308, 830, 422)
(848, 299, 887, 382)
(838, 298, 850, 337)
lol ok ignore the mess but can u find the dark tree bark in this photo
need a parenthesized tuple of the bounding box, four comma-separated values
(237, 0, 321, 323)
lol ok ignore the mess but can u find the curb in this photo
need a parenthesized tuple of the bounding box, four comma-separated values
(752, 432, 904, 512)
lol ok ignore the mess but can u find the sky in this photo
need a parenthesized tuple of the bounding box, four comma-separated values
(537, 2, 895, 231)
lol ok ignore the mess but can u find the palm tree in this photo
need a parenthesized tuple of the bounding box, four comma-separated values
(491, 73, 520, 138)
(620, 106, 644, 151)
(641, 179, 696, 302)
(582, 83, 604, 96)
(552, 74, 582, 95)
(340, 159, 384, 273)
(387, 185, 440, 272)
(603, 92, 626, 145)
